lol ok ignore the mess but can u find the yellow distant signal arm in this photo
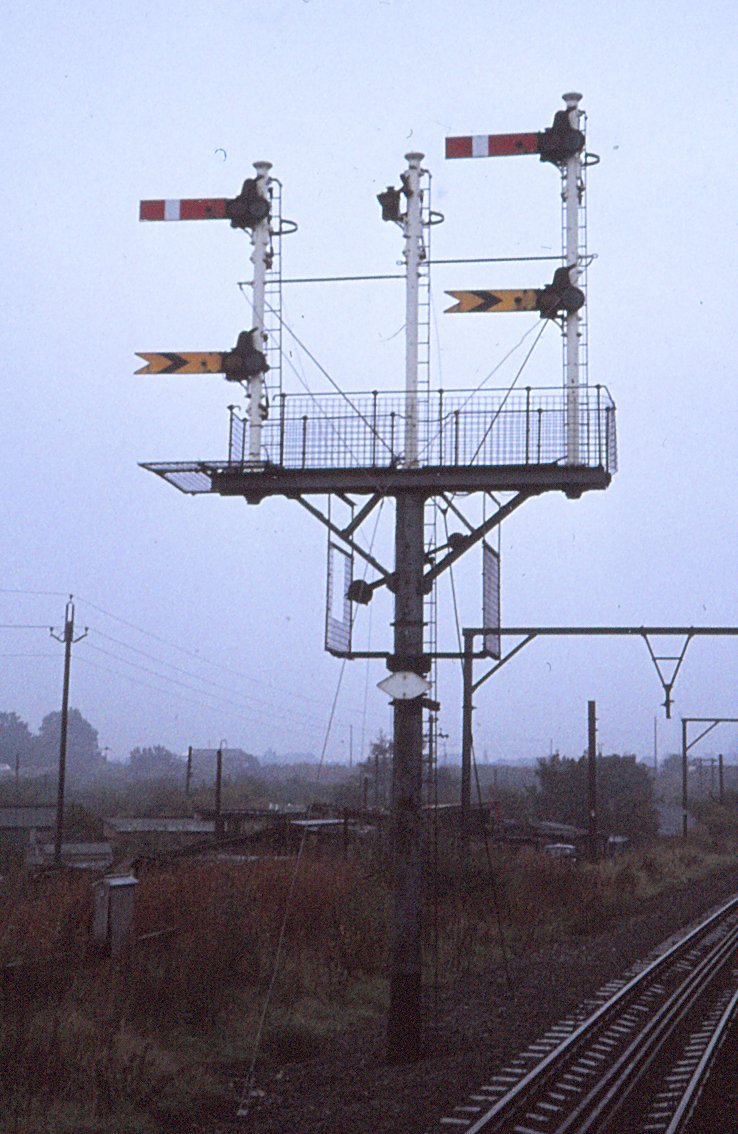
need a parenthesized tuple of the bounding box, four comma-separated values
(445, 267, 584, 318)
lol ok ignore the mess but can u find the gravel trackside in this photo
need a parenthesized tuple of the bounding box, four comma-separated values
(203, 866, 738, 1134)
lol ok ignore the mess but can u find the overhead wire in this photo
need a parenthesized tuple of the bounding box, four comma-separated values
(88, 628, 365, 733)
(73, 595, 362, 718)
(0, 589, 70, 598)
(74, 652, 328, 745)
(0, 624, 54, 630)
(81, 641, 336, 738)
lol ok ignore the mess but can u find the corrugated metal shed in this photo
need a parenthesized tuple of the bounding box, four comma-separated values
(29, 842, 115, 869)
(103, 817, 214, 834)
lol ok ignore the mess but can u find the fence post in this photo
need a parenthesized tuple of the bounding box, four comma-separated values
(596, 385, 603, 466)
(525, 387, 532, 463)
(454, 409, 460, 465)
(537, 407, 543, 462)
(438, 389, 444, 465)
(301, 414, 308, 468)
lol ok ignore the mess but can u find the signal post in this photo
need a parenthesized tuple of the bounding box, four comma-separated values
(137, 96, 616, 1064)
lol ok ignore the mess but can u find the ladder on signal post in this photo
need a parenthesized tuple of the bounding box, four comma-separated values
(229, 175, 286, 463)
(560, 116, 590, 452)
(418, 167, 439, 801)
(263, 177, 284, 403)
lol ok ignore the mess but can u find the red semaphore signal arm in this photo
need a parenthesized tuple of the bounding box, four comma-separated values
(139, 198, 229, 221)
(445, 133, 539, 159)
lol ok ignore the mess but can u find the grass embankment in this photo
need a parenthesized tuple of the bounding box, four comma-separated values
(1, 811, 737, 1133)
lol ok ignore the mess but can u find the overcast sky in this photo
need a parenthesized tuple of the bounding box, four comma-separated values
(2, 0, 737, 767)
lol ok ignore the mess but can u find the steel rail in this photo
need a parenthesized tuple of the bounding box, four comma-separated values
(448, 895, 738, 1134)
(660, 986, 738, 1134)
(557, 915, 738, 1132)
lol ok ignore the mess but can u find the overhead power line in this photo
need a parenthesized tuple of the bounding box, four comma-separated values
(74, 595, 365, 719)
(75, 653, 328, 742)
(87, 629, 363, 732)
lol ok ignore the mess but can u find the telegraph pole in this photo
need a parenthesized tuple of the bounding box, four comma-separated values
(215, 743, 225, 838)
(681, 718, 689, 838)
(587, 700, 598, 863)
(50, 597, 87, 867)
(185, 744, 193, 796)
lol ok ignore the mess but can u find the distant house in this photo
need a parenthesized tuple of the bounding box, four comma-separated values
(189, 748, 259, 784)
(0, 805, 57, 867)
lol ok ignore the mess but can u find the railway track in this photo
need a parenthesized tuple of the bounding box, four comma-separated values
(431, 895, 738, 1134)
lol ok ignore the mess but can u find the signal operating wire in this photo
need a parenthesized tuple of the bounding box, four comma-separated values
(241, 287, 394, 457)
(468, 318, 551, 465)
(263, 254, 562, 285)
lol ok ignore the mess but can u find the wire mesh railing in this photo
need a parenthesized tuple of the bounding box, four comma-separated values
(227, 386, 617, 473)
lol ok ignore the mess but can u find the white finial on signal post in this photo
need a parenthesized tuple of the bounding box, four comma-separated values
(249, 160, 273, 461)
(562, 93, 583, 465)
(404, 152, 424, 466)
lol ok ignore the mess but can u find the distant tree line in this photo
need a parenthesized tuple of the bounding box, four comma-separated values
(0, 709, 103, 780)
(533, 752, 659, 842)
